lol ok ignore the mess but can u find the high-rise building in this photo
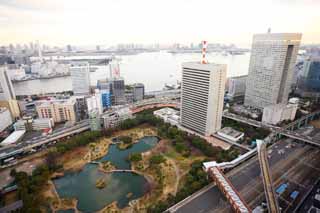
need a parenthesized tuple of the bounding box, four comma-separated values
(180, 62, 226, 136)
(86, 89, 104, 114)
(110, 78, 125, 105)
(70, 62, 90, 95)
(296, 57, 320, 98)
(227, 75, 247, 100)
(97, 79, 111, 91)
(101, 91, 112, 108)
(244, 33, 302, 109)
(97, 80, 112, 109)
(72, 96, 88, 121)
(132, 83, 145, 102)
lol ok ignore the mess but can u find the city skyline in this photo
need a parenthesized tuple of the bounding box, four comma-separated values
(0, 0, 320, 47)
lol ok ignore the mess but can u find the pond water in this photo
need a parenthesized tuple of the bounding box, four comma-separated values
(53, 136, 159, 212)
(98, 136, 159, 169)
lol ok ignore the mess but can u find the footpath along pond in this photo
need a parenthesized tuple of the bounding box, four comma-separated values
(53, 136, 159, 212)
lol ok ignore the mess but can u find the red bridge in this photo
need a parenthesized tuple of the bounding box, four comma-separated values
(208, 167, 251, 213)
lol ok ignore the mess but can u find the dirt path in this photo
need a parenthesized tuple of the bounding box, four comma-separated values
(164, 156, 180, 195)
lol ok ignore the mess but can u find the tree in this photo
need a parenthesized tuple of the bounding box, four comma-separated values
(149, 155, 166, 165)
(129, 153, 142, 162)
(10, 168, 16, 177)
(119, 136, 132, 144)
(45, 150, 59, 171)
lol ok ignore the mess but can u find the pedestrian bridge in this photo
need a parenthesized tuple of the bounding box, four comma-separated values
(207, 166, 251, 213)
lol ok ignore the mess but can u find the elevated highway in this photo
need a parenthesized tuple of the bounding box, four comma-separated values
(0, 121, 90, 163)
(256, 139, 280, 213)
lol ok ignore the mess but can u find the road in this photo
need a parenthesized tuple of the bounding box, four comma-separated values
(0, 120, 90, 163)
(171, 139, 320, 213)
(257, 140, 280, 213)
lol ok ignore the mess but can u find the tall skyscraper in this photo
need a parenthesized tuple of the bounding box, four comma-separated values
(110, 78, 125, 105)
(296, 57, 320, 98)
(244, 33, 302, 109)
(180, 62, 226, 136)
(227, 75, 247, 100)
(70, 62, 90, 95)
(97, 79, 112, 108)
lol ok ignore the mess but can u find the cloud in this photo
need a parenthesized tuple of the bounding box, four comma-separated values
(0, 0, 319, 45)
(0, 0, 63, 11)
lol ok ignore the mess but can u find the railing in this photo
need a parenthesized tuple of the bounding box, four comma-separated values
(208, 167, 251, 213)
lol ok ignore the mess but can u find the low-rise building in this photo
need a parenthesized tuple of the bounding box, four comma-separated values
(0, 107, 13, 132)
(262, 104, 298, 125)
(102, 107, 133, 129)
(132, 83, 145, 102)
(217, 127, 244, 142)
(0, 130, 25, 146)
(35, 98, 77, 123)
(153, 107, 180, 126)
(32, 118, 54, 130)
(125, 91, 134, 104)
(13, 120, 27, 131)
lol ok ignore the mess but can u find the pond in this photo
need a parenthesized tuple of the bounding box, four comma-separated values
(99, 136, 159, 169)
(53, 136, 159, 212)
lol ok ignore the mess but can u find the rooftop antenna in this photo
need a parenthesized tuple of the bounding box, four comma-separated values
(201, 40, 208, 64)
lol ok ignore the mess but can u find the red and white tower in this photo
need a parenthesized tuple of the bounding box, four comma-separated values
(201, 40, 208, 64)
(109, 55, 121, 79)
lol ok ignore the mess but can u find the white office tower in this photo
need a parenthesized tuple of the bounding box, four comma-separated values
(70, 62, 90, 95)
(262, 104, 298, 125)
(0, 66, 16, 101)
(227, 75, 247, 99)
(180, 62, 226, 136)
(86, 89, 103, 114)
(244, 33, 302, 109)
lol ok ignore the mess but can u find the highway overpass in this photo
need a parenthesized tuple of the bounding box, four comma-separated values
(256, 140, 280, 213)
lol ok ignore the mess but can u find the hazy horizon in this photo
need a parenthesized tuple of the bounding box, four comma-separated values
(1, 0, 320, 46)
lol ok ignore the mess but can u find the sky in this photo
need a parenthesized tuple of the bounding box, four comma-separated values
(0, 0, 319, 47)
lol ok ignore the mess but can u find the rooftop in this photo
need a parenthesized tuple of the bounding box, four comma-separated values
(1, 130, 26, 146)
(182, 62, 227, 71)
(35, 98, 76, 107)
(218, 127, 243, 138)
(154, 107, 179, 116)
